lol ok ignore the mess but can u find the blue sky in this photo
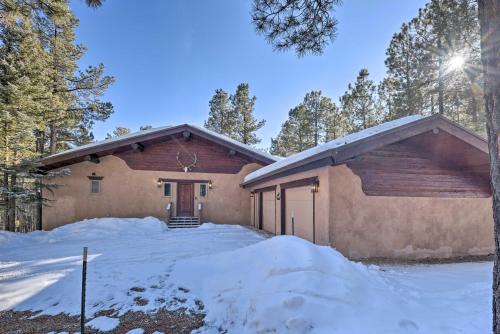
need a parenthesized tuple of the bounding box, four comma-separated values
(72, 0, 428, 150)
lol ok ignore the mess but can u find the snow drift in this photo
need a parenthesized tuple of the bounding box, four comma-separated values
(0, 218, 492, 333)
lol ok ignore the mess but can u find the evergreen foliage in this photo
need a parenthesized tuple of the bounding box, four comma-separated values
(270, 91, 340, 156)
(204, 89, 236, 139)
(232, 83, 266, 145)
(105, 127, 131, 139)
(251, 0, 341, 56)
(0, 0, 113, 231)
(340, 69, 379, 132)
(271, 0, 485, 156)
(204, 84, 265, 145)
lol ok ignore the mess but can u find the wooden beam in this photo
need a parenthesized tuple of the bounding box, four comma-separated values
(254, 185, 277, 193)
(280, 176, 319, 190)
(158, 178, 210, 184)
(131, 142, 144, 152)
(83, 154, 100, 164)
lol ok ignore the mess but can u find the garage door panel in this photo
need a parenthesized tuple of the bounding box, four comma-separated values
(285, 186, 314, 242)
(262, 191, 276, 234)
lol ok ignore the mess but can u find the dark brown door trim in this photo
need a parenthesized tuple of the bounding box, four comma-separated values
(258, 192, 263, 230)
(280, 189, 286, 235)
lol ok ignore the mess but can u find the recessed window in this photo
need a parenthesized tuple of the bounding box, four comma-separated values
(164, 183, 172, 197)
(199, 183, 207, 197)
(90, 180, 101, 193)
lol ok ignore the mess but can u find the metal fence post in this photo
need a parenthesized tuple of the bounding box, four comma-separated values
(81, 247, 88, 334)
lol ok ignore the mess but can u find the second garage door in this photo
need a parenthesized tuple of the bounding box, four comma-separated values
(284, 186, 314, 243)
(261, 191, 276, 234)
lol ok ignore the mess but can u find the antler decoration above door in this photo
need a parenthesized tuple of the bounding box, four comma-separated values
(176, 152, 198, 173)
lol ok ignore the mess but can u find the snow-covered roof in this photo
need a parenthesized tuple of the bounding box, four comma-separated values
(187, 124, 279, 162)
(243, 115, 425, 184)
(47, 125, 174, 159)
(43, 124, 278, 167)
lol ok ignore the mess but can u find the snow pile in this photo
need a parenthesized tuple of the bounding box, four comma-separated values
(169, 236, 393, 333)
(0, 218, 492, 333)
(244, 114, 424, 183)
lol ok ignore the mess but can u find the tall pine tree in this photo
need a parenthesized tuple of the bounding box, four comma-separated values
(340, 69, 379, 131)
(232, 83, 265, 145)
(204, 89, 237, 139)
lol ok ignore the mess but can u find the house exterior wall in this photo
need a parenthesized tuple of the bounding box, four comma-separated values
(247, 166, 331, 246)
(42, 155, 261, 230)
(329, 164, 494, 260)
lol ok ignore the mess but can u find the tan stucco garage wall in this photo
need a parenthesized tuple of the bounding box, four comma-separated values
(329, 164, 494, 260)
(42, 155, 261, 230)
(248, 166, 331, 246)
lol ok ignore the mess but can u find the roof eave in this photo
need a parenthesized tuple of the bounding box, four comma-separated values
(241, 115, 488, 187)
(41, 124, 276, 169)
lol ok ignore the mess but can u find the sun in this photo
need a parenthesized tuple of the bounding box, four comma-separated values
(448, 55, 465, 71)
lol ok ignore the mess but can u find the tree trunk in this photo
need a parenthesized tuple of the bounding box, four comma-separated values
(2, 172, 8, 231)
(477, 1, 500, 332)
(7, 173, 16, 232)
(49, 123, 57, 155)
(437, 39, 445, 115)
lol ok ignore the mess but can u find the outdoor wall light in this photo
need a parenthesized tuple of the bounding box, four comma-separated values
(276, 192, 281, 200)
(208, 180, 213, 189)
(250, 192, 255, 198)
(157, 179, 162, 187)
(311, 180, 320, 193)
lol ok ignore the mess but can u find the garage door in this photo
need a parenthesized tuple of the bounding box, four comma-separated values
(261, 191, 276, 234)
(285, 186, 314, 242)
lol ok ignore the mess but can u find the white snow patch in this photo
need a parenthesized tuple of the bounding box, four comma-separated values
(126, 329, 144, 334)
(85, 316, 119, 331)
(244, 114, 424, 183)
(0, 217, 492, 333)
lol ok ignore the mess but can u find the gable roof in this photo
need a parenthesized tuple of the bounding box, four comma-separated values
(41, 124, 278, 170)
(242, 114, 488, 187)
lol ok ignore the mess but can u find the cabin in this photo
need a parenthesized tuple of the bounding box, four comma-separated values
(41, 115, 494, 260)
(41, 125, 276, 229)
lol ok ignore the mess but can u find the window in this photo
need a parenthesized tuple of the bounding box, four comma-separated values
(199, 183, 207, 197)
(90, 180, 101, 193)
(164, 183, 172, 197)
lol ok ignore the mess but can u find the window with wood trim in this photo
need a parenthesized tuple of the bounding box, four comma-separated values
(90, 180, 101, 193)
(164, 183, 172, 197)
(199, 183, 207, 197)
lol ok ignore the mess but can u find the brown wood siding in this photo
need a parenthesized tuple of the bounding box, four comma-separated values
(347, 138, 491, 198)
(115, 135, 254, 174)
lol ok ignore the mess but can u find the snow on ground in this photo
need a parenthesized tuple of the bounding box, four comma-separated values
(0, 217, 493, 333)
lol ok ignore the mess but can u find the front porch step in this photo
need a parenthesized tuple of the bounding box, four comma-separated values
(167, 216, 200, 228)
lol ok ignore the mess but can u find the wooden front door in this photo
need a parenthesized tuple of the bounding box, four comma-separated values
(177, 183, 194, 216)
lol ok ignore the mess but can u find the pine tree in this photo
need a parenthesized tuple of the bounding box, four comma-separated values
(324, 100, 348, 141)
(232, 83, 265, 145)
(303, 91, 327, 145)
(384, 22, 426, 120)
(105, 127, 131, 139)
(139, 125, 153, 131)
(383, 0, 483, 134)
(204, 89, 237, 139)
(23, 0, 115, 154)
(340, 69, 379, 131)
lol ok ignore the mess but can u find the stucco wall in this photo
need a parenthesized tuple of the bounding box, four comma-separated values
(42, 155, 261, 230)
(329, 164, 494, 260)
(248, 166, 331, 246)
